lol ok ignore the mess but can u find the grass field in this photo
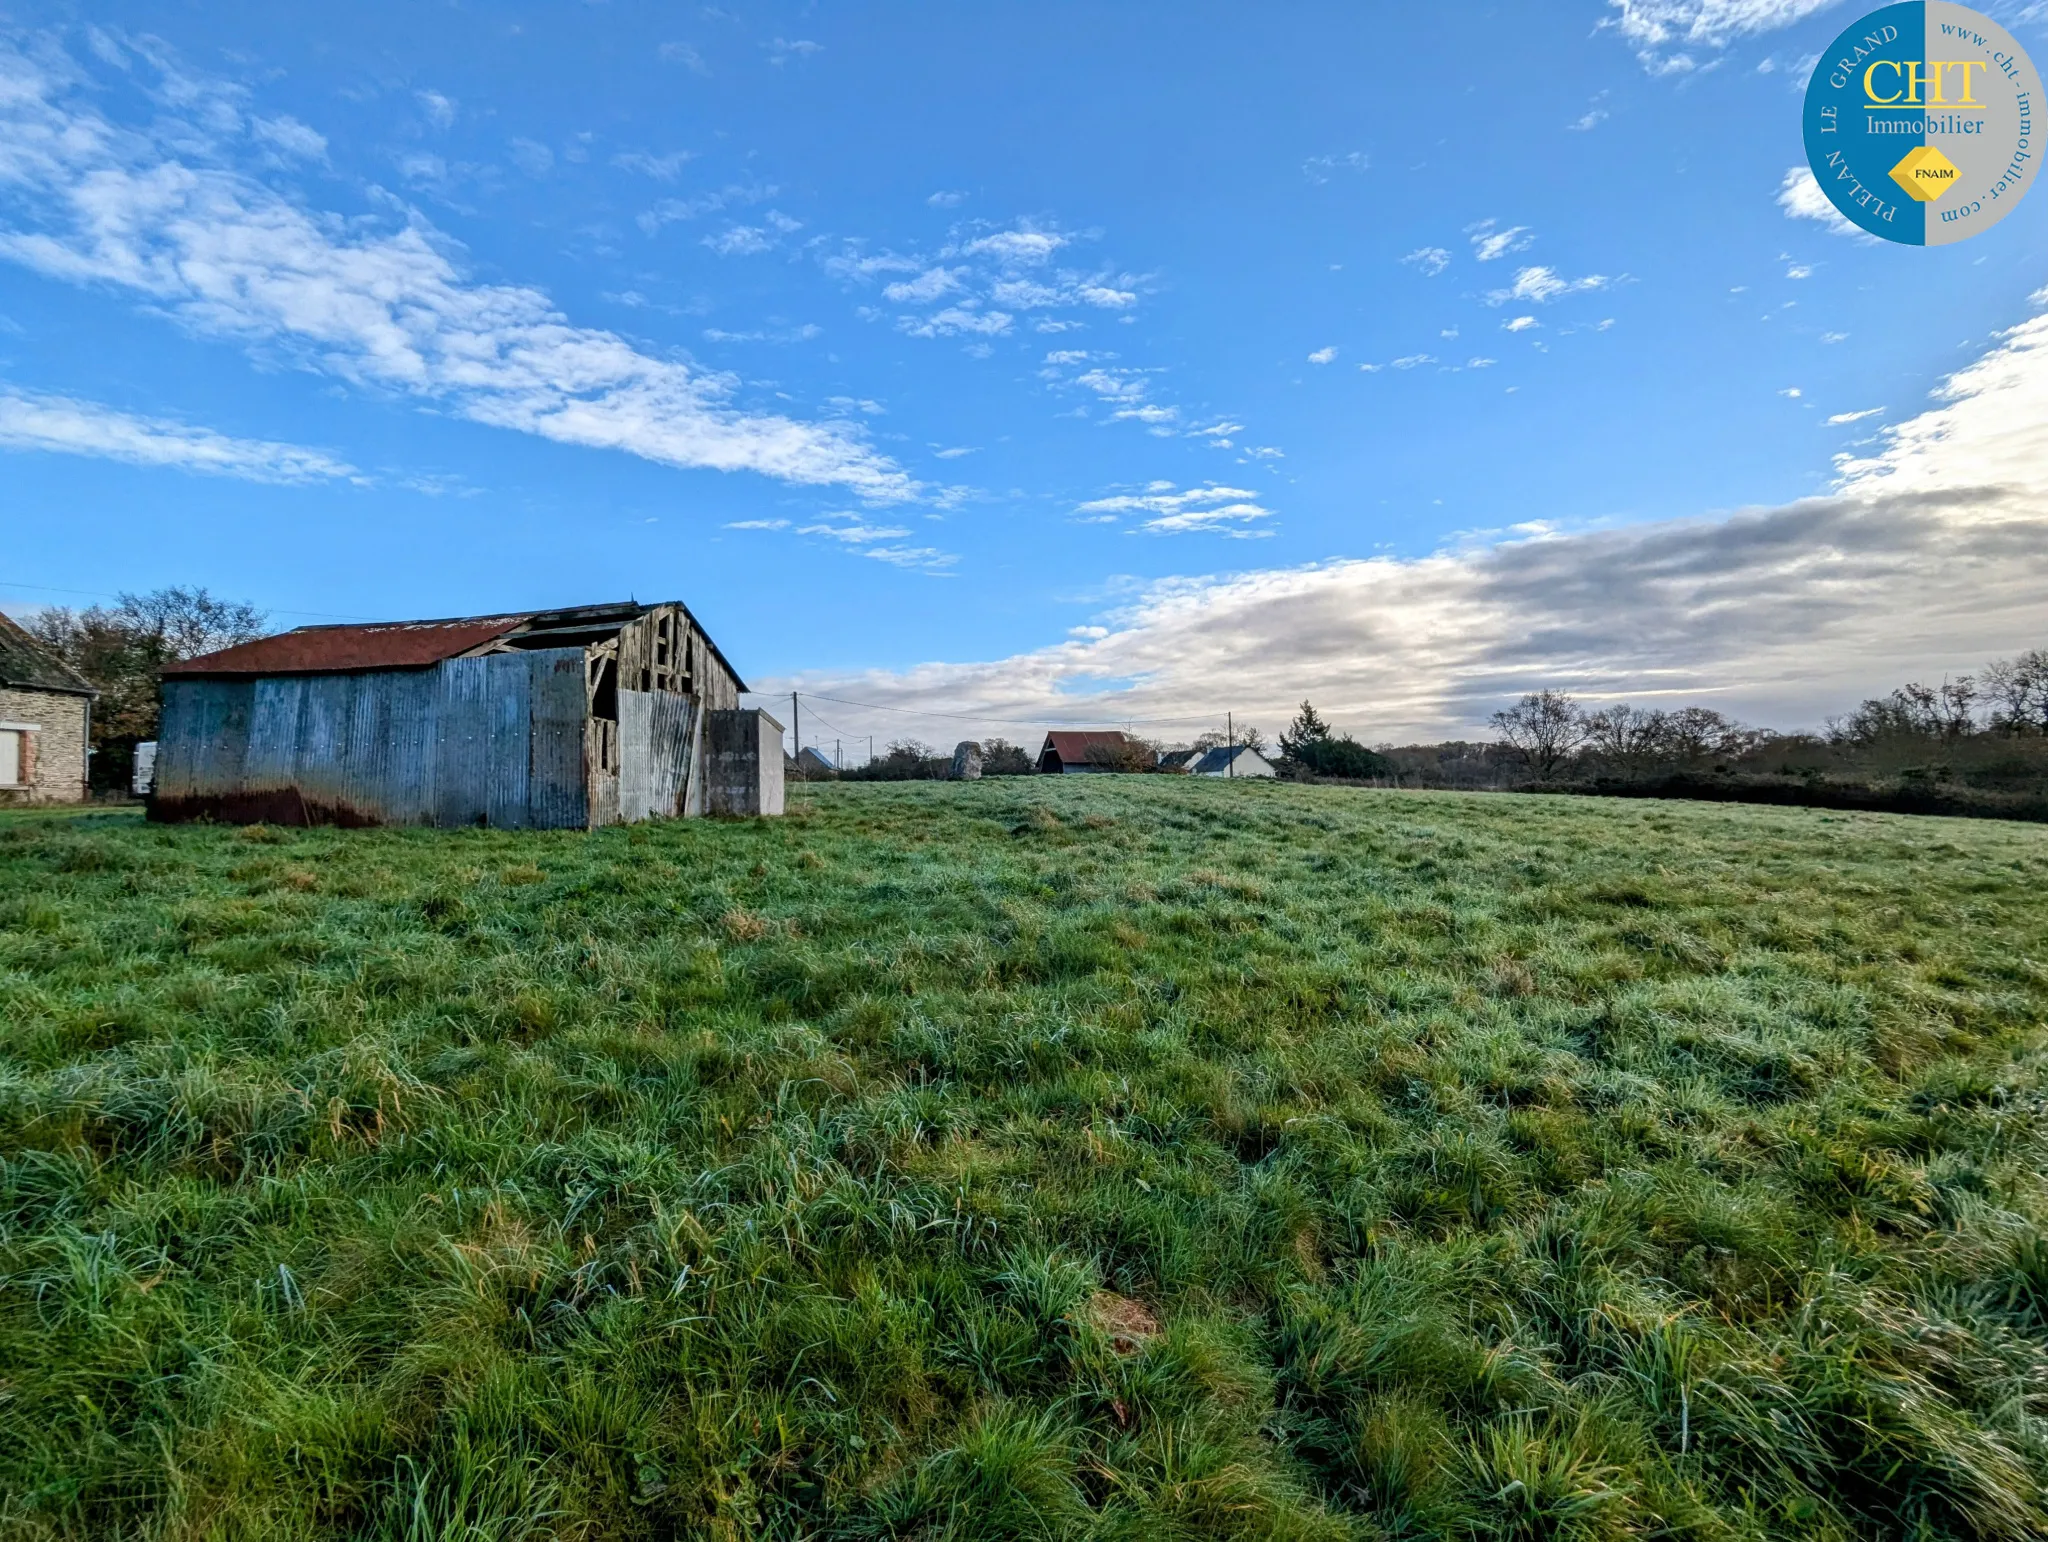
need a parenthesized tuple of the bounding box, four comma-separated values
(4, 780, 2048, 1540)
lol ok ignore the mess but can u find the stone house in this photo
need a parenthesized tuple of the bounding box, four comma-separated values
(0, 611, 98, 805)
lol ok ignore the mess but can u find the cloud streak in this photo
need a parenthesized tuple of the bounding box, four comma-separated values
(1607, 0, 1843, 72)
(0, 386, 356, 482)
(0, 43, 917, 503)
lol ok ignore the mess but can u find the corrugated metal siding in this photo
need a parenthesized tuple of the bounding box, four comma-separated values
(527, 650, 589, 831)
(618, 689, 697, 822)
(153, 648, 591, 829)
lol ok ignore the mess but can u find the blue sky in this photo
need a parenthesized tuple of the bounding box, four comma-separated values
(4, 1, 2047, 746)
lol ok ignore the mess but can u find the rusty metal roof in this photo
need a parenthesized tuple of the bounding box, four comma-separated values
(0, 610, 98, 696)
(162, 613, 535, 677)
(161, 600, 750, 691)
(1040, 731, 1144, 762)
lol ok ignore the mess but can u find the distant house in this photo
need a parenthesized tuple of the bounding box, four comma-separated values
(1190, 744, 1277, 778)
(1157, 748, 1201, 773)
(0, 611, 97, 806)
(789, 746, 836, 779)
(152, 600, 783, 828)
(1037, 730, 1154, 774)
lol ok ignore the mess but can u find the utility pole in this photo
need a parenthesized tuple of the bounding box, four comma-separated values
(791, 691, 801, 769)
(1227, 711, 1234, 778)
(868, 735, 874, 767)
(836, 738, 841, 776)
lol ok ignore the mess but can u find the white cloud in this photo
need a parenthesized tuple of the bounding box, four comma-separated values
(0, 386, 355, 482)
(724, 518, 790, 530)
(900, 305, 1012, 338)
(927, 190, 966, 208)
(956, 227, 1066, 266)
(775, 285, 2048, 740)
(1390, 353, 1436, 369)
(1302, 151, 1370, 183)
(1820, 330, 1849, 344)
(1826, 407, 1883, 424)
(1486, 266, 1610, 305)
(766, 38, 823, 64)
(0, 44, 915, 503)
(1307, 346, 1337, 365)
(658, 42, 709, 74)
(883, 266, 965, 305)
(415, 89, 457, 128)
(1568, 107, 1611, 131)
(1467, 219, 1534, 262)
(251, 115, 325, 160)
(933, 445, 978, 459)
(1467, 357, 1497, 369)
(1786, 261, 1814, 279)
(1078, 283, 1137, 308)
(1112, 404, 1180, 427)
(613, 149, 694, 180)
(701, 323, 821, 344)
(509, 138, 554, 177)
(1072, 367, 1148, 401)
(1781, 387, 1803, 398)
(800, 519, 912, 545)
(1606, 0, 1842, 72)
(797, 519, 956, 571)
(1402, 246, 1451, 276)
(703, 213, 798, 255)
(1076, 482, 1275, 537)
(638, 182, 777, 234)
(1503, 316, 1540, 333)
(1777, 165, 1865, 238)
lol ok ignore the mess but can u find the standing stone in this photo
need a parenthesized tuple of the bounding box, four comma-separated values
(950, 740, 984, 780)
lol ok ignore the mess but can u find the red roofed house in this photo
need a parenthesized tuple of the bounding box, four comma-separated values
(152, 601, 784, 827)
(1036, 730, 1155, 774)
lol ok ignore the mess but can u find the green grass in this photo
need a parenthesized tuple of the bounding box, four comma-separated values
(3, 779, 2048, 1540)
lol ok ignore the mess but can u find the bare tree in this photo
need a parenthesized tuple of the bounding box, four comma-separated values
(1837, 679, 1980, 746)
(1490, 690, 1586, 779)
(27, 587, 269, 784)
(1660, 706, 1741, 762)
(1982, 650, 2048, 735)
(1581, 704, 1668, 766)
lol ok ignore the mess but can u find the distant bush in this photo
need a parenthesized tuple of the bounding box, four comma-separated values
(1276, 701, 1392, 781)
(838, 740, 950, 781)
(980, 738, 1035, 776)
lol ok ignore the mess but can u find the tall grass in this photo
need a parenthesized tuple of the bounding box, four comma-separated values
(3, 781, 2047, 1538)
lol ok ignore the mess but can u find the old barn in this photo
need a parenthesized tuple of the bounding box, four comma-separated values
(1036, 731, 1154, 774)
(152, 601, 783, 828)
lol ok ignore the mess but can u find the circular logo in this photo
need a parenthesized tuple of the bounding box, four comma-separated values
(1803, 3, 2041, 244)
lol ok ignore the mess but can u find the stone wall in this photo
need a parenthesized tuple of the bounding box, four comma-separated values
(0, 686, 90, 804)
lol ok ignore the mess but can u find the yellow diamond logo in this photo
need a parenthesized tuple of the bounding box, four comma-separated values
(1890, 144, 1961, 203)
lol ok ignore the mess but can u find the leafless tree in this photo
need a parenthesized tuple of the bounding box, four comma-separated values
(1661, 706, 1740, 761)
(1490, 690, 1587, 778)
(1581, 704, 1668, 766)
(1982, 650, 2048, 735)
(27, 586, 269, 757)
